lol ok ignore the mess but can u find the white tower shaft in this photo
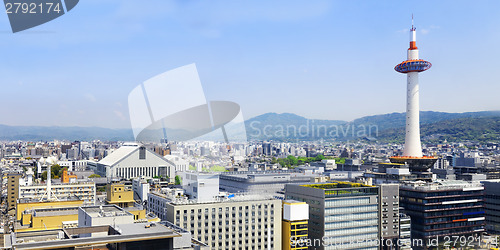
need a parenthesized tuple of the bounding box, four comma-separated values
(403, 28, 423, 157)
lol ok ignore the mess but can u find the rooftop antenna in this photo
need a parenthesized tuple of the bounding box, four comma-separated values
(411, 14, 414, 29)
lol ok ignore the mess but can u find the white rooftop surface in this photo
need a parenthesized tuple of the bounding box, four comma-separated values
(116, 223, 174, 236)
(98, 144, 139, 166)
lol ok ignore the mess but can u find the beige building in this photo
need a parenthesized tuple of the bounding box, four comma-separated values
(19, 181, 96, 205)
(148, 192, 282, 250)
(6, 172, 22, 211)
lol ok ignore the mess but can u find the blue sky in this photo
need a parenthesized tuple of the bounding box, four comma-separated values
(0, 0, 499, 128)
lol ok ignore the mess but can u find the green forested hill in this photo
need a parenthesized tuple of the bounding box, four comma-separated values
(378, 117, 500, 143)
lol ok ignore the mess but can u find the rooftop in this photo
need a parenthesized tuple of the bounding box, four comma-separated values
(98, 144, 140, 166)
(151, 191, 277, 205)
(400, 180, 484, 191)
(301, 181, 374, 190)
(80, 205, 131, 217)
(5, 223, 181, 250)
(32, 207, 79, 217)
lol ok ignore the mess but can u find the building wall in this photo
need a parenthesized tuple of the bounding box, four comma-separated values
(106, 183, 134, 206)
(380, 184, 400, 240)
(283, 220, 308, 250)
(31, 214, 78, 230)
(285, 184, 380, 250)
(16, 200, 84, 221)
(7, 173, 22, 210)
(19, 182, 96, 205)
(484, 181, 500, 233)
(78, 207, 134, 227)
(132, 178, 150, 203)
(100, 147, 175, 182)
(400, 183, 485, 243)
(182, 172, 219, 202)
(147, 193, 282, 250)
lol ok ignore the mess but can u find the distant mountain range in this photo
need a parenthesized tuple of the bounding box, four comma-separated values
(0, 125, 133, 141)
(0, 110, 499, 142)
(244, 111, 500, 142)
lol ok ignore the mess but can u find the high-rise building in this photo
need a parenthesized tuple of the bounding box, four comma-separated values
(6, 172, 22, 211)
(285, 182, 380, 250)
(483, 180, 500, 233)
(379, 184, 400, 248)
(399, 180, 485, 247)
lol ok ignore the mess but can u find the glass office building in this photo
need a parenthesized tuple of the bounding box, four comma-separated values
(400, 180, 484, 248)
(285, 182, 380, 250)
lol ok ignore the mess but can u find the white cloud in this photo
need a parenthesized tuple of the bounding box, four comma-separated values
(114, 110, 126, 121)
(84, 93, 97, 102)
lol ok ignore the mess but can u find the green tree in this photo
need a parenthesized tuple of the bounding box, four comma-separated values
(89, 174, 101, 178)
(50, 164, 62, 179)
(41, 171, 47, 181)
(315, 154, 325, 161)
(175, 175, 182, 185)
(287, 155, 298, 165)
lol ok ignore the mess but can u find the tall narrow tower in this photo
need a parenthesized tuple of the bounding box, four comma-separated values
(390, 17, 436, 174)
(394, 17, 431, 157)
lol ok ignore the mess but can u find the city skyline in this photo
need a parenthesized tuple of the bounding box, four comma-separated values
(1, 1, 499, 128)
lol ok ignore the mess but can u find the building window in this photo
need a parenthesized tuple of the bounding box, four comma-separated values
(139, 147, 146, 160)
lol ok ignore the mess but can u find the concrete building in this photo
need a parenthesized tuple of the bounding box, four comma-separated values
(148, 192, 282, 250)
(165, 155, 189, 173)
(399, 180, 485, 247)
(19, 181, 96, 205)
(94, 143, 175, 182)
(379, 184, 400, 249)
(483, 180, 500, 233)
(285, 182, 380, 250)
(15, 200, 84, 231)
(219, 170, 320, 195)
(6, 172, 22, 211)
(182, 172, 219, 202)
(16, 205, 81, 232)
(78, 205, 134, 228)
(398, 213, 411, 250)
(133, 177, 151, 203)
(4, 221, 208, 250)
(282, 200, 309, 250)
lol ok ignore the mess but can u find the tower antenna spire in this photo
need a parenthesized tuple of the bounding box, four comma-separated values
(412, 14, 414, 29)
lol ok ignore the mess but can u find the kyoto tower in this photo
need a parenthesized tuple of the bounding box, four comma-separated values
(390, 17, 437, 172)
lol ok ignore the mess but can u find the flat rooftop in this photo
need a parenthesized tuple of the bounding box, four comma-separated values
(33, 207, 79, 217)
(400, 180, 484, 191)
(81, 205, 130, 217)
(301, 181, 374, 189)
(5, 223, 180, 250)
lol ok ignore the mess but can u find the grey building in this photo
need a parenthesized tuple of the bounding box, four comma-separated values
(93, 143, 175, 182)
(147, 192, 282, 250)
(483, 180, 500, 233)
(379, 184, 400, 248)
(219, 171, 319, 194)
(285, 182, 380, 250)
